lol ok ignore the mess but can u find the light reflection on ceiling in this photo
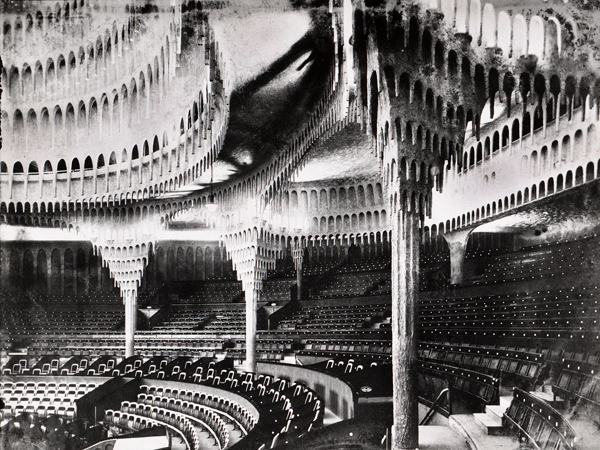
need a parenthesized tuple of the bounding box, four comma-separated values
(0, 224, 80, 242)
(474, 182, 600, 235)
(294, 124, 380, 183)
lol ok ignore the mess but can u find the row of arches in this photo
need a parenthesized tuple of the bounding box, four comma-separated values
(1, 89, 224, 205)
(432, 0, 564, 60)
(308, 210, 388, 235)
(524, 125, 597, 179)
(4, 40, 172, 148)
(4, 13, 170, 104)
(283, 183, 384, 214)
(437, 159, 600, 233)
(2, 1, 89, 49)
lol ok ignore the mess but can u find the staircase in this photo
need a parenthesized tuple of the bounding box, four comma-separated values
(450, 386, 568, 450)
(472, 395, 512, 436)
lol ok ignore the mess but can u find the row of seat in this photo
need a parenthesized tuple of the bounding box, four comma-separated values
(472, 237, 597, 285)
(418, 341, 544, 388)
(104, 408, 199, 450)
(311, 272, 387, 299)
(418, 360, 499, 405)
(0, 380, 96, 420)
(123, 399, 229, 449)
(504, 387, 579, 450)
(278, 303, 390, 331)
(553, 358, 600, 412)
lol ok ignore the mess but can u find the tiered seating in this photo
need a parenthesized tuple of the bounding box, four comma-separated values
(302, 260, 339, 276)
(553, 359, 600, 413)
(278, 302, 390, 331)
(202, 309, 246, 333)
(311, 272, 385, 298)
(7, 304, 123, 336)
(1, 380, 96, 419)
(337, 257, 390, 273)
(419, 287, 600, 341)
(471, 236, 599, 285)
(104, 408, 200, 450)
(298, 338, 391, 359)
(418, 342, 544, 388)
(38, 292, 122, 305)
(418, 360, 499, 405)
(261, 279, 295, 303)
(168, 280, 243, 304)
(504, 387, 579, 450)
(152, 307, 212, 331)
(133, 393, 229, 448)
(97, 359, 322, 450)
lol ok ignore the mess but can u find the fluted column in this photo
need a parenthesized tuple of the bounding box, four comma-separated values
(244, 281, 260, 373)
(292, 240, 304, 301)
(125, 289, 137, 357)
(390, 205, 419, 450)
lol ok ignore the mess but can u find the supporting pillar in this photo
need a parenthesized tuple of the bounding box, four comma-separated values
(391, 207, 419, 450)
(244, 282, 260, 373)
(125, 290, 137, 358)
(442, 228, 473, 286)
(291, 240, 304, 302)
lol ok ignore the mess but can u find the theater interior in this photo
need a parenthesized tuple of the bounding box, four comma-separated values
(1, 1, 600, 449)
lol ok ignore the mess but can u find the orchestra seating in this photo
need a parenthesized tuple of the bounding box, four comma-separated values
(1, 353, 323, 450)
(1, 379, 96, 419)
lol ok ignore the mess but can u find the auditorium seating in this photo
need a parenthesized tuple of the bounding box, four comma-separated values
(553, 359, 600, 413)
(277, 302, 390, 331)
(470, 236, 599, 286)
(4, 304, 123, 337)
(104, 408, 200, 450)
(418, 341, 545, 389)
(161, 280, 243, 304)
(504, 387, 579, 450)
(1, 380, 96, 419)
(152, 307, 212, 331)
(419, 286, 600, 341)
(261, 279, 295, 303)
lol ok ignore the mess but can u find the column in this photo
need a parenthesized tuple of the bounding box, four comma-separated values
(391, 206, 419, 450)
(125, 290, 137, 357)
(442, 228, 473, 285)
(292, 241, 304, 301)
(244, 281, 260, 373)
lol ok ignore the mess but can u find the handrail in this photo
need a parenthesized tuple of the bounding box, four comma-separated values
(420, 388, 450, 426)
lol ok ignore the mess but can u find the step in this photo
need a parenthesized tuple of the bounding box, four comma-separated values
(529, 391, 565, 408)
(499, 396, 513, 410)
(473, 413, 505, 436)
(450, 414, 521, 450)
(485, 404, 507, 422)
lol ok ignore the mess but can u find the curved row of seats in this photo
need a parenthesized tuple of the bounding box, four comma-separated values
(139, 385, 256, 434)
(504, 387, 579, 450)
(553, 359, 600, 413)
(104, 408, 198, 450)
(470, 235, 598, 286)
(418, 341, 544, 389)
